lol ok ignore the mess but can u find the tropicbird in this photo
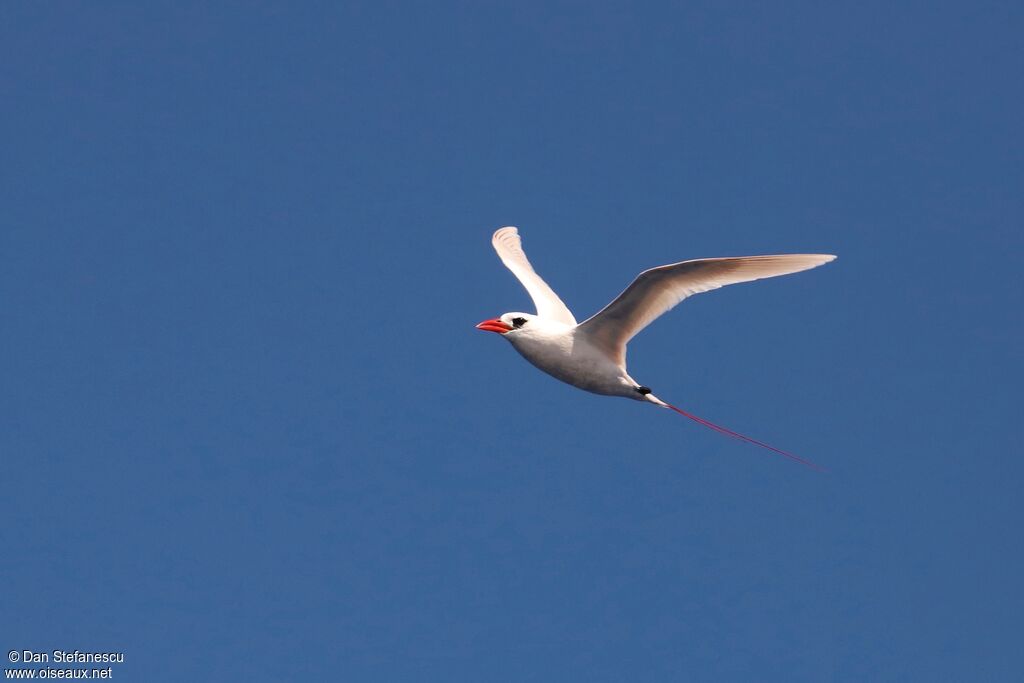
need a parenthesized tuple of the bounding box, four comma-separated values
(476, 226, 836, 468)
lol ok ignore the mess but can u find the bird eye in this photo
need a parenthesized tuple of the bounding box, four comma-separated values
(511, 317, 527, 328)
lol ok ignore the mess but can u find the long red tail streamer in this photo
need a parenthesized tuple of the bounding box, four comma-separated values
(661, 400, 824, 471)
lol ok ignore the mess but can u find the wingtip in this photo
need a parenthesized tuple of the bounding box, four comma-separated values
(493, 226, 519, 239)
(788, 253, 837, 267)
(789, 253, 837, 262)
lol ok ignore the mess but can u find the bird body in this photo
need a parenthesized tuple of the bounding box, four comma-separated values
(495, 314, 646, 399)
(476, 226, 836, 467)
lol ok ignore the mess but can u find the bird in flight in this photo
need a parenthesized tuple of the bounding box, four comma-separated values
(476, 226, 836, 469)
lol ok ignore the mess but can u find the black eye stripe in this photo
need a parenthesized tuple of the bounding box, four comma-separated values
(511, 317, 527, 328)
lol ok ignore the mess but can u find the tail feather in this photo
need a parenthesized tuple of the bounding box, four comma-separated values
(646, 394, 823, 471)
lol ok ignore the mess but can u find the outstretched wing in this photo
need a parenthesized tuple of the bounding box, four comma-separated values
(577, 254, 836, 364)
(491, 227, 577, 325)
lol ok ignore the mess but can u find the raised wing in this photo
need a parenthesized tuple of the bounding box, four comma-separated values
(577, 254, 836, 364)
(491, 227, 577, 325)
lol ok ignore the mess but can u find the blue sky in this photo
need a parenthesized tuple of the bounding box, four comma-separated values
(2, 2, 1021, 681)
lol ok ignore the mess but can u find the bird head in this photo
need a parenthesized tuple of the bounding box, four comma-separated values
(475, 312, 535, 335)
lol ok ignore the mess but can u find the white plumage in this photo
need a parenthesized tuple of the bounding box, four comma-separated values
(477, 226, 837, 468)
